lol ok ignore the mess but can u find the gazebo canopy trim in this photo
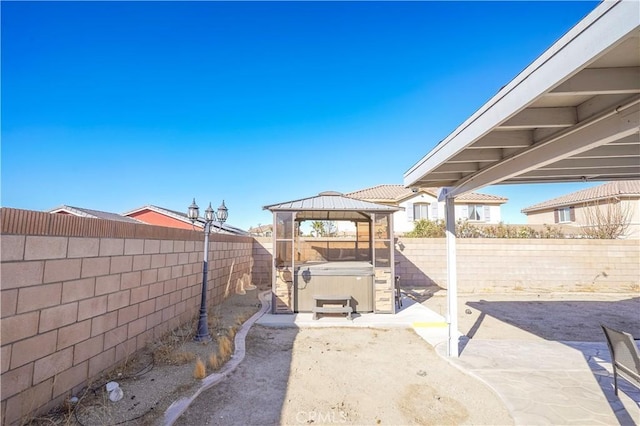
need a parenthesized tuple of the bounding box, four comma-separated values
(294, 211, 373, 222)
(264, 191, 400, 214)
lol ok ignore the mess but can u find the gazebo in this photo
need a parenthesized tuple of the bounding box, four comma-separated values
(264, 191, 400, 315)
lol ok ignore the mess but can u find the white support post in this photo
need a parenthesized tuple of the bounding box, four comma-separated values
(445, 195, 459, 357)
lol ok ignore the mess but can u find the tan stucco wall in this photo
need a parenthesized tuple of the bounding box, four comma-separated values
(525, 198, 640, 238)
(336, 193, 505, 235)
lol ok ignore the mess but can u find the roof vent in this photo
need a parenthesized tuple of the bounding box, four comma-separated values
(318, 191, 343, 196)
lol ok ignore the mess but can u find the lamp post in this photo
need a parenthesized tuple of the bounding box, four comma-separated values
(188, 198, 229, 342)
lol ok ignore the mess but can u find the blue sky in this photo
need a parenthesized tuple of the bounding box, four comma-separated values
(2, 1, 601, 231)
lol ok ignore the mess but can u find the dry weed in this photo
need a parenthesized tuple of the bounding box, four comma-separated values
(227, 326, 237, 341)
(172, 351, 197, 364)
(208, 314, 220, 329)
(208, 353, 221, 371)
(234, 313, 246, 326)
(193, 358, 206, 379)
(152, 323, 198, 366)
(217, 336, 234, 361)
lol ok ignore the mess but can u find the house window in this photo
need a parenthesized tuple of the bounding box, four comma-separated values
(467, 204, 484, 221)
(555, 207, 575, 223)
(413, 203, 429, 220)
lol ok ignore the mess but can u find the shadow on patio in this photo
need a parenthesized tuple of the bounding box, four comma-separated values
(456, 295, 640, 425)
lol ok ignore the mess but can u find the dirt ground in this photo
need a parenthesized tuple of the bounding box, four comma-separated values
(175, 326, 512, 426)
(30, 289, 265, 426)
(31, 285, 639, 426)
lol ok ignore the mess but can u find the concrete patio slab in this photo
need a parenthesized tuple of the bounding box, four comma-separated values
(256, 295, 453, 346)
(438, 338, 640, 426)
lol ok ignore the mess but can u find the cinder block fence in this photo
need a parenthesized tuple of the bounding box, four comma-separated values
(254, 236, 639, 294)
(0, 208, 256, 425)
(2, 212, 638, 424)
(394, 238, 640, 293)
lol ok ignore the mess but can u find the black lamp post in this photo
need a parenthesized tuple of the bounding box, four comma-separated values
(188, 198, 228, 342)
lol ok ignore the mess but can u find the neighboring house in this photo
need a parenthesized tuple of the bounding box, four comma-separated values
(49, 205, 142, 224)
(248, 224, 273, 237)
(123, 205, 248, 236)
(345, 184, 508, 235)
(521, 180, 640, 239)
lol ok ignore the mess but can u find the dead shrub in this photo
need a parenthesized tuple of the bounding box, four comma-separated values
(193, 358, 206, 379)
(217, 336, 234, 362)
(208, 353, 221, 371)
(227, 326, 237, 341)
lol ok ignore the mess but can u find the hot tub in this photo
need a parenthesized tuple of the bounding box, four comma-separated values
(294, 261, 374, 313)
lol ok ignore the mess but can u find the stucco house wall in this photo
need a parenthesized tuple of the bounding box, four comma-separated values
(126, 210, 196, 230)
(523, 181, 640, 239)
(341, 185, 506, 236)
(338, 192, 504, 235)
(399, 193, 503, 231)
(526, 199, 640, 239)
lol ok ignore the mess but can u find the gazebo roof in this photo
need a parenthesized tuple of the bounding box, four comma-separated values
(264, 191, 399, 221)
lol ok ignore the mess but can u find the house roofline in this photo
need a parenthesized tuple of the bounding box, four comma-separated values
(123, 205, 248, 235)
(521, 194, 639, 214)
(49, 205, 92, 217)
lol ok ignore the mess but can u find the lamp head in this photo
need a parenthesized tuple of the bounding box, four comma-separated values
(217, 200, 228, 223)
(188, 198, 199, 222)
(205, 203, 215, 222)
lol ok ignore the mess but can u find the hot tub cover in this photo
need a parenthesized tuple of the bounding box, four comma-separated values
(295, 261, 374, 276)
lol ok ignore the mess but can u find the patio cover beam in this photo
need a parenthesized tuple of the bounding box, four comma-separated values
(445, 97, 639, 198)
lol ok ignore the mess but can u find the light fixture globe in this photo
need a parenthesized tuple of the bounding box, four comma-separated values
(205, 203, 215, 222)
(188, 198, 199, 222)
(217, 200, 228, 223)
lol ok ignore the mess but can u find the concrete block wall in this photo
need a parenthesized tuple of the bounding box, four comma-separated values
(252, 237, 272, 289)
(0, 209, 253, 425)
(297, 238, 362, 262)
(252, 236, 639, 293)
(395, 238, 640, 292)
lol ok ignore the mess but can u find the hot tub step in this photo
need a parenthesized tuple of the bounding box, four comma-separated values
(312, 306, 353, 320)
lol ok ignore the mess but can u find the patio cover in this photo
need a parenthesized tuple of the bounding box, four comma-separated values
(403, 0, 640, 357)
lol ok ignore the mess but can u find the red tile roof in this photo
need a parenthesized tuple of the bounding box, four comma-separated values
(522, 180, 640, 213)
(345, 184, 507, 204)
(345, 184, 430, 201)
